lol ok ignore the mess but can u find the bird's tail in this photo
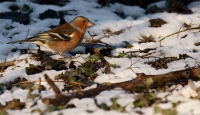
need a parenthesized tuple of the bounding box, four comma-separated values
(7, 39, 32, 44)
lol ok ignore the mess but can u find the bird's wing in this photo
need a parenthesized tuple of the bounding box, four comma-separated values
(47, 23, 77, 37)
(19, 24, 77, 42)
(50, 28, 77, 37)
(7, 32, 72, 44)
(29, 32, 71, 42)
(7, 24, 77, 44)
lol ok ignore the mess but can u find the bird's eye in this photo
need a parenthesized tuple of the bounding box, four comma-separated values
(83, 20, 86, 23)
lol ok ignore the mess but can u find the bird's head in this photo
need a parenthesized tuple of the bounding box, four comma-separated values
(71, 16, 95, 32)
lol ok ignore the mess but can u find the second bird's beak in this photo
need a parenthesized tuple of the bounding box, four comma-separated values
(88, 21, 95, 27)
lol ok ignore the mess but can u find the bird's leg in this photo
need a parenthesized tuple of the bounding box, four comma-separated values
(58, 53, 81, 62)
(37, 45, 40, 50)
(37, 45, 41, 54)
(58, 53, 78, 60)
(59, 53, 70, 59)
(36, 45, 50, 56)
(27, 47, 31, 53)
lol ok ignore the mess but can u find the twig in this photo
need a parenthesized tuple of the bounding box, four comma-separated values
(177, 23, 185, 38)
(25, 29, 30, 39)
(87, 31, 95, 40)
(38, 77, 41, 94)
(44, 74, 62, 97)
(0, 99, 25, 110)
(138, 52, 155, 58)
(42, 74, 70, 105)
(159, 26, 200, 42)
(104, 62, 114, 74)
(94, 26, 133, 41)
(124, 59, 140, 73)
(10, 79, 64, 87)
(188, 79, 200, 96)
(0, 58, 28, 69)
(126, 48, 156, 54)
(0, 50, 9, 76)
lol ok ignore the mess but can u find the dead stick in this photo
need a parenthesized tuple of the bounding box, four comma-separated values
(188, 79, 200, 96)
(10, 80, 65, 87)
(38, 77, 41, 94)
(159, 27, 200, 42)
(42, 74, 71, 105)
(42, 67, 200, 106)
(95, 26, 133, 41)
(0, 99, 25, 110)
(1, 50, 9, 73)
(44, 74, 62, 97)
(0, 58, 27, 68)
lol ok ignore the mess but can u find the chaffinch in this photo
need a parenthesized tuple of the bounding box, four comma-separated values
(7, 16, 95, 56)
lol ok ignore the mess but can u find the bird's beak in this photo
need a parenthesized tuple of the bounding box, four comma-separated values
(88, 21, 95, 27)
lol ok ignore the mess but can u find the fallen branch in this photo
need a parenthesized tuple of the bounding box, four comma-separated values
(42, 66, 200, 105)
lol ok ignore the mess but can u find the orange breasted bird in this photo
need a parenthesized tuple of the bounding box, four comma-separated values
(7, 16, 95, 56)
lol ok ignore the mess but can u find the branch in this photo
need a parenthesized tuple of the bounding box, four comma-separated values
(42, 66, 200, 105)
(158, 26, 200, 42)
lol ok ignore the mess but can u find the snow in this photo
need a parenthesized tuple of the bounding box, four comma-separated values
(0, 0, 200, 114)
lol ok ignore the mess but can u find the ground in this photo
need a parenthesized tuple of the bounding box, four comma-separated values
(1, 0, 200, 115)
